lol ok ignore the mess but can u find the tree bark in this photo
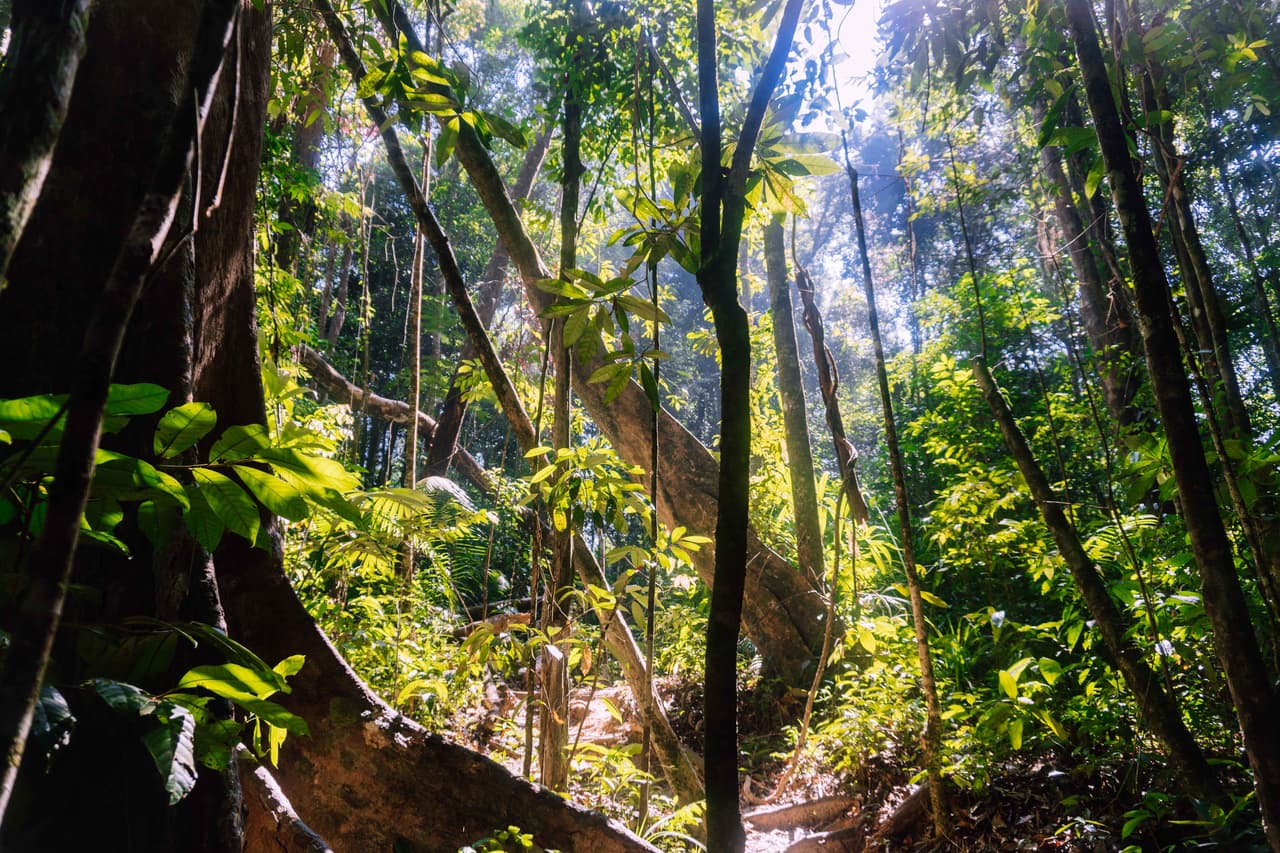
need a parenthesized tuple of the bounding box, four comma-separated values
(0, 0, 93, 280)
(1066, 2, 1280, 845)
(0, 0, 239, 821)
(764, 217, 824, 589)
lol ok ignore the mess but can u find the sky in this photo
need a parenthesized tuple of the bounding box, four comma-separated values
(832, 0, 884, 108)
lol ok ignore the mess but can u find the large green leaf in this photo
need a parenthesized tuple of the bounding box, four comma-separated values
(0, 394, 66, 440)
(209, 423, 269, 462)
(233, 465, 308, 522)
(183, 484, 225, 552)
(143, 703, 198, 805)
(104, 383, 170, 416)
(191, 468, 259, 544)
(90, 678, 153, 713)
(177, 662, 286, 702)
(92, 452, 188, 508)
(154, 403, 217, 459)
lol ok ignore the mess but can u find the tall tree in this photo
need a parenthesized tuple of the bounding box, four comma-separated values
(1066, 0, 1280, 844)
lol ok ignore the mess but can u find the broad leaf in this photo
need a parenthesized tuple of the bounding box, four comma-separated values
(209, 423, 269, 462)
(192, 468, 259, 544)
(154, 403, 217, 459)
(143, 703, 198, 804)
(233, 465, 308, 522)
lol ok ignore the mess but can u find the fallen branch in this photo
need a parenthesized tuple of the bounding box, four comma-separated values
(744, 797, 857, 832)
(296, 343, 493, 493)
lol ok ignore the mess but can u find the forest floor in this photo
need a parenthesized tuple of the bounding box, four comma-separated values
(447, 674, 1174, 852)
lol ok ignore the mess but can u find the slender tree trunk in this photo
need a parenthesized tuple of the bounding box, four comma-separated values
(1067, 2, 1280, 845)
(695, 0, 807, 848)
(1035, 103, 1140, 425)
(848, 166, 948, 837)
(1134, 38, 1251, 441)
(795, 263, 870, 526)
(0, 0, 94, 279)
(764, 216, 824, 589)
(425, 127, 551, 475)
(325, 242, 352, 346)
(540, 21, 585, 786)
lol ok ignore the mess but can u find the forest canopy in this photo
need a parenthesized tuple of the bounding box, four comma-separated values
(0, 0, 1279, 850)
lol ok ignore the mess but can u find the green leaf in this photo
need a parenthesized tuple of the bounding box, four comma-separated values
(90, 678, 153, 714)
(1008, 716, 1024, 750)
(780, 153, 842, 176)
(209, 423, 269, 462)
(93, 453, 189, 509)
(240, 698, 308, 735)
(919, 589, 948, 608)
(138, 499, 180, 551)
(177, 662, 286, 702)
(0, 394, 66, 440)
(192, 468, 260, 544)
(254, 448, 360, 495)
(144, 703, 198, 804)
(998, 669, 1018, 700)
(615, 294, 671, 325)
(587, 364, 626, 385)
(1084, 154, 1106, 200)
(639, 362, 659, 413)
(1043, 126, 1096, 155)
(154, 403, 217, 459)
(1037, 657, 1062, 686)
(273, 655, 306, 678)
(105, 383, 170, 416)
(480, 111, 527, 147)
(183, 484, 225, 552)
(233, 465, 308, 522)
(563, 308, 590, 348)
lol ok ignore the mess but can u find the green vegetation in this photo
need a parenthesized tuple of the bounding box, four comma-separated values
(1, 0, 1278, 849)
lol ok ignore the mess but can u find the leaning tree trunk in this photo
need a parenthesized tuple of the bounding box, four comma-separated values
(1066, 2, 1280, 846)
(972, 358, 1221, 800)
(443, 36, 829, 686)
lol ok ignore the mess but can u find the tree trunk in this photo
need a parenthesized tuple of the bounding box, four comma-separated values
(0, 0, 93, 279)
(424, 126, 552, 476)
(1066, 2, 1280, 845)
(1035, 103, 1140, 425)
(0, 2, 662, 848)
(848, 166, 947, 837)
(764, 216, 824, 589)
